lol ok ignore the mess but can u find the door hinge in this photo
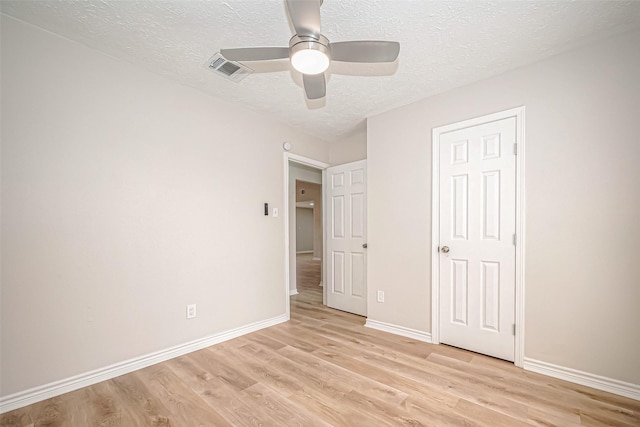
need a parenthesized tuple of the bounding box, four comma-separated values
(514, 143, 518, 156)
(513, 233, 517, 246)
(513, 324, 516, 335)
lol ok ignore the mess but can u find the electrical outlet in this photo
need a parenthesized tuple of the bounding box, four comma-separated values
(186, 304, 197, 319)
(272, 207, 279, 217)
(377, 291, 385, 303)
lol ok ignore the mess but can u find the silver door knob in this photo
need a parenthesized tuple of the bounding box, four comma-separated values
(441, 246, 450, 253)
(362, 243, 368, 248)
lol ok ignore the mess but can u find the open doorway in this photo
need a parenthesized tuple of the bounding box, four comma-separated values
(288, 164, 322, 296)
(284, 154, 329, 318)
(295, 180, 322, 296)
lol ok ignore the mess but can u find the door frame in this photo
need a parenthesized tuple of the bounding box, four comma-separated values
(284, 152, 329, 319)
(430, 106, 526, 367)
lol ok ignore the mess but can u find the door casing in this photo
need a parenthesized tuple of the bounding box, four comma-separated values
(430, 107, 526, 367)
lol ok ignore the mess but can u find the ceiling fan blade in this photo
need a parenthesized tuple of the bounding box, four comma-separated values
(220, 47, 289, 61)
(302, 73, 326, 99)
(286, 0, 321, 37)
(330, 41, 400, 63)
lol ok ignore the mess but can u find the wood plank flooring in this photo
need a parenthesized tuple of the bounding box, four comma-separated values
(2, 253, 639, 426)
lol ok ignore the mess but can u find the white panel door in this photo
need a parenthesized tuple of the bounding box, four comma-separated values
(325, 160, 367, 316)
(439, 117, 516, 361)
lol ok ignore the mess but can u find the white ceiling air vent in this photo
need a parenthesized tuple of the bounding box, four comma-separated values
(205, 53, 253, 82)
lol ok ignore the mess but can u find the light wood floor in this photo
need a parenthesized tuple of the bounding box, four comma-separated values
(2, 254, 638, 426)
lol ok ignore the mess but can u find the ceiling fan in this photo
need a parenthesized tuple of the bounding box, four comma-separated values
(220, 0, 400, 100)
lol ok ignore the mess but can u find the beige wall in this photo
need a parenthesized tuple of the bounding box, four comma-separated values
(329, 129, 367, 165)
(295, 208, 314, 252)
(367, 30, 640, 385)
(0, 15, 330, 397)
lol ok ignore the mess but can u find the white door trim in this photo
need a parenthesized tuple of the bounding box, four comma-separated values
(284, 152, 330, 318)
(430, 106, 526, 367)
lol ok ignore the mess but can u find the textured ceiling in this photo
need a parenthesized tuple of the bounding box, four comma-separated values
(2, 1, 640, 141)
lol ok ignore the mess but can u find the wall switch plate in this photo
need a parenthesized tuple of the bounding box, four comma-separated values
(186, 304, 197, 319)
(377, 291, 385, 303)
(272, 207, 279, 217)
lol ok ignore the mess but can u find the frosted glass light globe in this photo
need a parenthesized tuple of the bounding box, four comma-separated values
(291, 49, 330, 75)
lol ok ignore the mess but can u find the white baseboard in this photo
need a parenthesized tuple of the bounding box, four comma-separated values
(523, 357, 640, 401)
(312, 257, 321, 261)
(0, 314, 288, 414)
(289, 289, 299, 296)
(296, 250, 313, 254)
(365, 319, 432, 343)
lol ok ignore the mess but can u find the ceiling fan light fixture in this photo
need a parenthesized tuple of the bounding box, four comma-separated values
(289, 35, 330, 75)
(219, 1, 401, 100)
(291, 49, 329, 75)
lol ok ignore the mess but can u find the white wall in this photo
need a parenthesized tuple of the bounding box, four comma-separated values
(295, 208, 314, 252)
(0, 15, 329, 398)
(329, 129, 367, 165)
(287, 163, 322, 294)
(367, 30, 640, 385)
